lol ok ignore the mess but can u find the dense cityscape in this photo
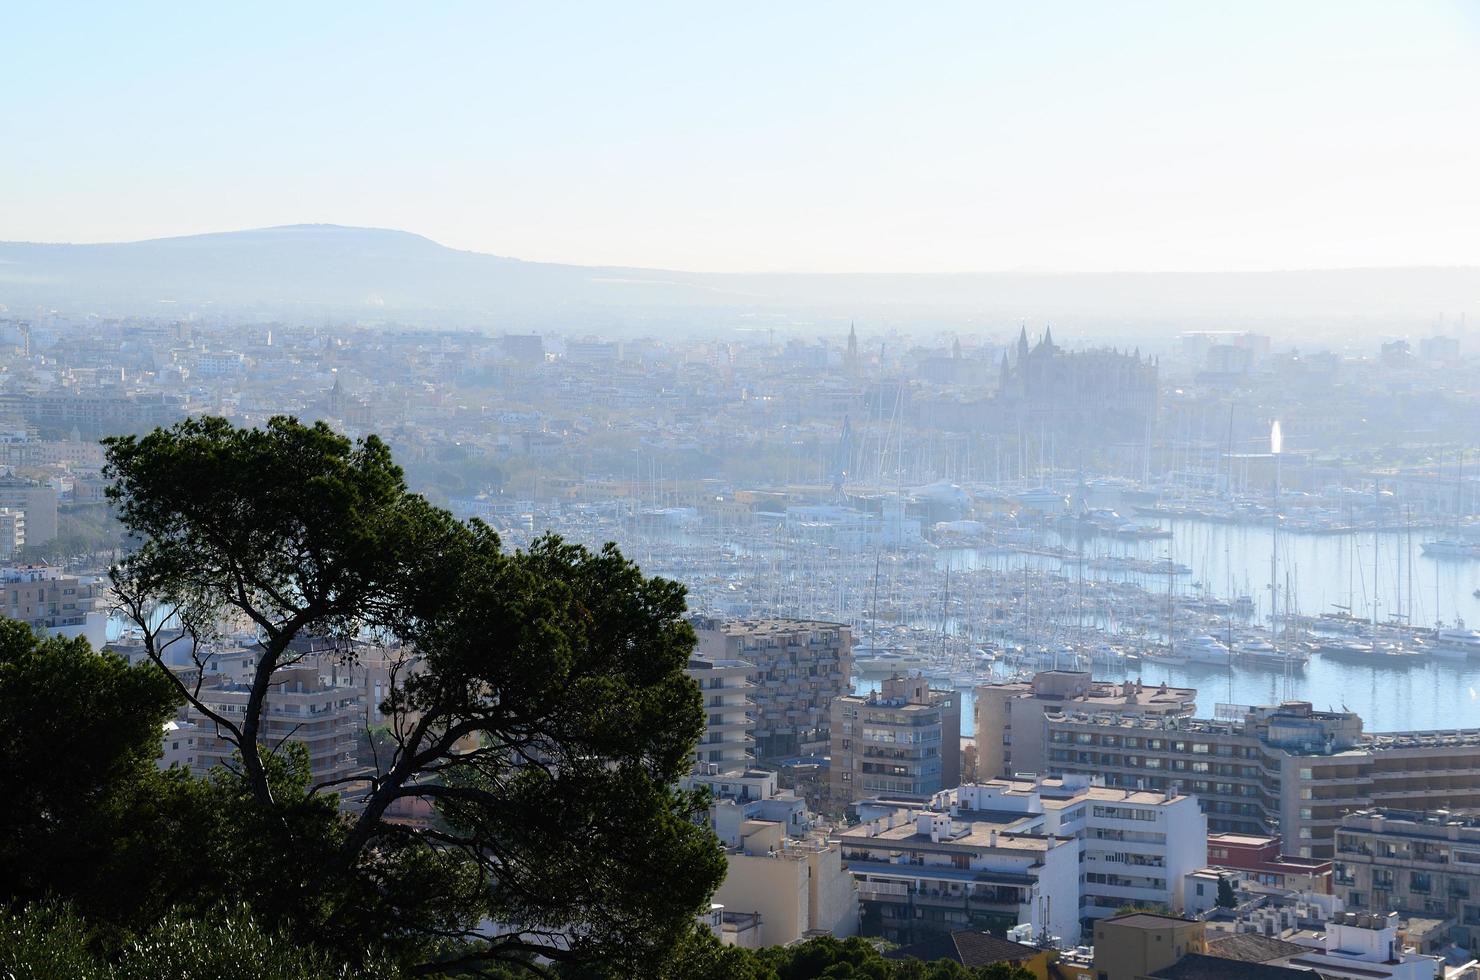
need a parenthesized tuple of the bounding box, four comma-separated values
(0, 302, 1479, 976)
(7, 3, 1480, 979)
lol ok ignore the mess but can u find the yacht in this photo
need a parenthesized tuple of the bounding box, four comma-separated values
(1183, 634, 1232, 665)
(1431, 623, 1480, 660)
(851, 646, 932, 675)
(1317, 637, 1424, 667)
(1236, 638, 1309, 670)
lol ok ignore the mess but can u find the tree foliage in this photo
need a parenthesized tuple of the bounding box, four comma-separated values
(1216, 876, 1238, 909)
(0, 902, 397, 980)
(0, 622, 179, 923)
(556, 932, 1038, 980)
(100, 415, 725, 974)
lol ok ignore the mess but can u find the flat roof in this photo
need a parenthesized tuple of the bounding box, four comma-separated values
(1100, 912, 1198, 930)
(840, 821, 1058, 853)
(1209, 832, 1278, 846)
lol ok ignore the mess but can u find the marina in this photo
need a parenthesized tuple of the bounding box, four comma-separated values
(487, 498, 1480, 738)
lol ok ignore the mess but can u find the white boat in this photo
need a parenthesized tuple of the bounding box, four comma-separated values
(1183, 634, 1232, 665)
(1431, 623, 1480, 660)
(852, 646, 932, 674)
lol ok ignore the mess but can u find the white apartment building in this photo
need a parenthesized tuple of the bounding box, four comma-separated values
(1282, 911, 1444, 980)
(846, 774, 1205, 945)
(950, 776, 1207, 923)
(686, 653, 755, 773)
(838, 805, 1081, 947)
(0, 509, 24, 559)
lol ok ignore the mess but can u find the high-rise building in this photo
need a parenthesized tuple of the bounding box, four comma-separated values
(1335, 809, 1480, 952)
(1044, 700, 1480, 860)
(0, 509, 24, 559)
(188, 665, 362, 789)
(830, 674, 960, 803)
(693, 617, 851, 760)
(0, 479, 57, 545)
(974, 670, 1196, 779)
(686, 653, 755, 773)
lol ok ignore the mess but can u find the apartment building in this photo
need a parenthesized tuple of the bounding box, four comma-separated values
(940, 776, 1207, 924)
(1280, 911, 1444, 980)
(704, 772, 859, 946)
(1206, 832, 1331, 892)
(0, 509, 24, 559)
(187, 665, 362, 788)
(1335, 808, 1480, 951)
(693, 617, 851, 759)
(830, 673, 961, 803)
(686, 654, 755, 773)
(837, 806, 1081, 947)
(974, 671, 1195, 779)
(0, 479, 58, 544)
(1044, 699, 1480, 860)
(0, 564, 107, 647)
(710, 813, 860, 947)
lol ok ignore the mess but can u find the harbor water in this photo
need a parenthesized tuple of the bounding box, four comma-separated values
(889, 518, 1480, 738)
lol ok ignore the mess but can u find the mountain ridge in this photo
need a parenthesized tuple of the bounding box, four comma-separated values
(2, 224, 1477, 334)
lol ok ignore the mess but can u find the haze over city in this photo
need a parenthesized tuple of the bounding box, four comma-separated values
(6, 5, 1480, 980)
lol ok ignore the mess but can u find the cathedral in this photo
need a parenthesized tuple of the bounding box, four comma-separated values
(997, 327, 1158, 445)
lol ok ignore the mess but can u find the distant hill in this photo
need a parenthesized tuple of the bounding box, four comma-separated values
(2, 224, 1477, 335)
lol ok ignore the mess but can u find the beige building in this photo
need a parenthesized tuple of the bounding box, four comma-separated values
(709, 809, 859, 947)
(693, 617, 851, 760)
(1091, 912, 1207, 980)
(830, 674, 960, 803)
(1335, 809, 1480, 952)
(686, 653, 756, 773)
(0, 564, 107, 647)
(0, 479, 57, 544)
(188, 665, 363, 788)
(974, 671, 1195, 780)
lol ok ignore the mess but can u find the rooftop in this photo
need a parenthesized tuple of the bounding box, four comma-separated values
(1100, 912, 1201, 931)
(1207, 933, 1312, 964)
(840, 818, 1057, 854)
(1147, 953, 1322, 980)
(703, 617, 848, 634)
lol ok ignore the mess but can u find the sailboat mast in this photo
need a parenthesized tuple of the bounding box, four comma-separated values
(1372, 479, 1381, 629)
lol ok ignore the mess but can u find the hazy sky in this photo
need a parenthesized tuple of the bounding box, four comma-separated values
(5, 2, 1479, 273)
